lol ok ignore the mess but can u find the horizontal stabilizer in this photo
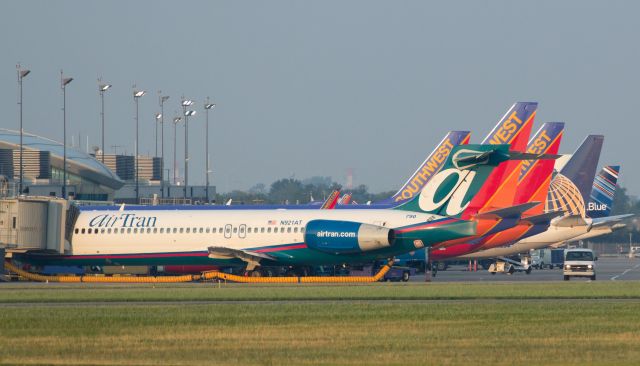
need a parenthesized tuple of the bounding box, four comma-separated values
(520, 211, 565, 225)
(590, 214, 635, 228)
(475, 202, 541, 220)
(552, 214, 588, 227)
(509, 152, 562, 160)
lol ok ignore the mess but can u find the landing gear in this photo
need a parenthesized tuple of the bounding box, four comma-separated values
(401, 271, 410, 282)
(564, 275, 570, 281)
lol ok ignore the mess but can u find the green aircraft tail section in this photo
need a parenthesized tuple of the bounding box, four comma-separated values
(395, 144, 511, 218)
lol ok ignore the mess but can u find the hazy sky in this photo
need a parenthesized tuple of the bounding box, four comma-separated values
(1, 1, 639, 194)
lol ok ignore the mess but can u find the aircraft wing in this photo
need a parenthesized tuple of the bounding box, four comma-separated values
(207, 246, 275, 270)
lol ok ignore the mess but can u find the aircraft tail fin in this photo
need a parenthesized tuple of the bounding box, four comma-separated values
(320, 190, 341, 209)
(558, 135, 604, 203)
(546, 135, 604, 217)
(396, 144, 546, 218)
(514, 122, 565, 216)
(386, 130, 471, 205)
(462, 102, 537, 218)
(587, 165, 620, 218)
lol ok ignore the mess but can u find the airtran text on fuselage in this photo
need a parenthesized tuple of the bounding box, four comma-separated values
(88, 213, 157, 228)
(394, 139, 455, 202)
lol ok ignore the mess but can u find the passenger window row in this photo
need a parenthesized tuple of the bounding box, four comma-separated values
(73, 226, 305, 235)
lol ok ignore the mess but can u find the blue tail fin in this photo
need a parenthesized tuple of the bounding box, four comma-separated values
(546, 135, 604, 217)
(587, 165, 620, 218)
(559, 135, 604, 202)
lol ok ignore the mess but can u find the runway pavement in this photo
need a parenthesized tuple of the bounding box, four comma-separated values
(415, 256, 640, 282)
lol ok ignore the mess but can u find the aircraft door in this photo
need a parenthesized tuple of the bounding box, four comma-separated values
(239, 224, 246, 239)
(224, 224, 232, 239)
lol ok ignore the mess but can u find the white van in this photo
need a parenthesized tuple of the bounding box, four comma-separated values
(563, 248, 597, 281)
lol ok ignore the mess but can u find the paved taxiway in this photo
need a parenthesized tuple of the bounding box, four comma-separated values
(417, 256, 640, 282)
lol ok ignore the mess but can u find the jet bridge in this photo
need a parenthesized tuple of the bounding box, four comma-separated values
(0, 197, 70, 256)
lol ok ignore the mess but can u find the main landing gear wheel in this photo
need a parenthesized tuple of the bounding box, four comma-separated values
(401, 271, 410, 282)
(247, 270, 262, 277)
(564, 275, 570, 281)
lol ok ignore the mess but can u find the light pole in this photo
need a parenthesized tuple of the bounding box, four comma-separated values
(98, 81, 111, 163)
(159, 93, 169, 198)
(133, 89, 146, 203)
(172, 116, 182, 186)
(204, 99, 215, 203)
(154, 113, 161, 157)
(181, 97, 194, 199)
(61, 72, 73, 199)
(17, 65, 30, 195)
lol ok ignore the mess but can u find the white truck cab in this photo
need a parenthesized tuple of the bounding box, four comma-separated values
(563, 248, 597, 281)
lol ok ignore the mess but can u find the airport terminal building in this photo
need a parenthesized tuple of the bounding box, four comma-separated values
(0, 129, 214, 203)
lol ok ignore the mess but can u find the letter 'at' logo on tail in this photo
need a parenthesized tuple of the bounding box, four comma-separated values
(395, 144, 511, 218)
(418, 168, 477, 216)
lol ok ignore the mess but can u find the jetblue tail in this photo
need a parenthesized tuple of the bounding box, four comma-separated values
(384, 130, 471, 205)
(587, 165, 620, 218)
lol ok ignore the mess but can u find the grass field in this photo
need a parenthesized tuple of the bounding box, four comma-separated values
(1, 282, 639, 365)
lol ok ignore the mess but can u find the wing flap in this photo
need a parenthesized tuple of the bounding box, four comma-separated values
(207, 246, 275, 270)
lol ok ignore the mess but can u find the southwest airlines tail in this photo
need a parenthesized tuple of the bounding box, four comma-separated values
(546, 135, 604, 217)
(587, 165, 620, 218)
(461, 102, 537, 218)
(381, 130, 471, 205)
(514, 122, 565, 216)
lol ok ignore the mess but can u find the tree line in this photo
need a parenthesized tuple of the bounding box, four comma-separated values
(215, 176, 394, 206)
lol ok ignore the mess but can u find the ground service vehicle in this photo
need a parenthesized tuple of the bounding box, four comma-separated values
(563, 248, 596, 280)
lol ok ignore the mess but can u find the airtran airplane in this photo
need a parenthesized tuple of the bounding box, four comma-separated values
(15, 143, 550, 274)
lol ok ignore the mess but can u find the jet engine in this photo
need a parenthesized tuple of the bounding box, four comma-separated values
(304, 220, 395, 254)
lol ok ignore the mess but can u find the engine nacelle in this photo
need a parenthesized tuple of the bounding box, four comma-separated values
(304, 220, 395, 254)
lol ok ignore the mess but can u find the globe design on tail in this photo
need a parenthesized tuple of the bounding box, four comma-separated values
(545, 173, 585, 217)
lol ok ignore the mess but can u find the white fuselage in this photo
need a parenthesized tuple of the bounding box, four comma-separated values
(71, 208, 439, 256)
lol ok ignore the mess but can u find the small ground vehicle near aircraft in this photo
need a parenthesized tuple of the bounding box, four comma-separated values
(563, 248, 597, 281)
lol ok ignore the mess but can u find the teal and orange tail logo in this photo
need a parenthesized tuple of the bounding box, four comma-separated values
(462, 102, 537, 218)
(389, 130, 470, 204)
(396, 144, 512, 218)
